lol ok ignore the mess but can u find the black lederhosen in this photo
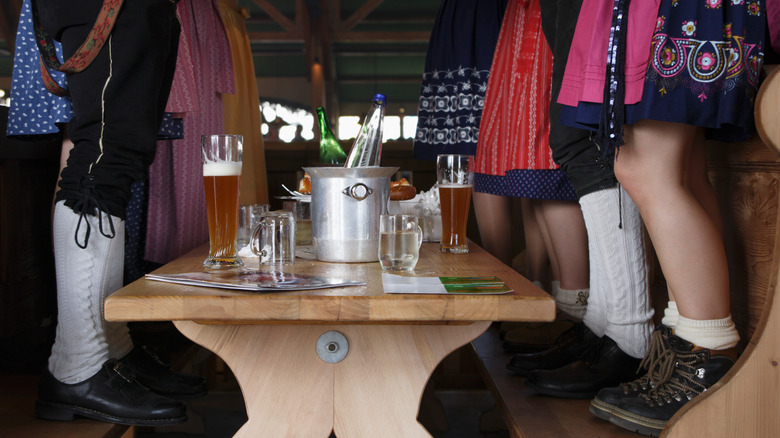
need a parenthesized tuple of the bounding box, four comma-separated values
(539, 0, 617, 198)
(37, 0, 180, 220)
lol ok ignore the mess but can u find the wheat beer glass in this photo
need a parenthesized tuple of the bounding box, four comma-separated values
(202, 134, 243, 268)
(437, 154, 474, 253)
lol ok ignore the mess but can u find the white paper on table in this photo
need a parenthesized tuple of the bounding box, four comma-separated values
(382, 273, 448, 294)
(381, 273, 512, 295)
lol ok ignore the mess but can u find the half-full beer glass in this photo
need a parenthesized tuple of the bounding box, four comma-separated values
(202, 134, 243, 268)
(437, 154, 474, 253)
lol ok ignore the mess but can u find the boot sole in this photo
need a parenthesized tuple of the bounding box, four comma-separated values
(35, 400, 187, 426)
(589, 397, 616, 422)
(608, 405, 665, 437)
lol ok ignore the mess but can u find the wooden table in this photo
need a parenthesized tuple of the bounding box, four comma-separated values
(105, 243, 554, 438)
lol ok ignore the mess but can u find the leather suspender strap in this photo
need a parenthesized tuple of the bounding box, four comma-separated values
(30, 0, 125, 96)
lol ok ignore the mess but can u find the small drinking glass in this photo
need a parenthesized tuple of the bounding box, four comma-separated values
(283, 200, 312, 245)
(250, 211, 296, 264)
(436, 154, 474, 254)
(378, 214, 423, 272)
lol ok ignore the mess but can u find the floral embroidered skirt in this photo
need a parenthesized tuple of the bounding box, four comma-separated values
(561, 0, 765, 142)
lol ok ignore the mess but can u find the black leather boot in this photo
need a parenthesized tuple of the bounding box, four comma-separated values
(524, 335, 642, 398)
(121, 346, 207, 399)
(608, 335, 737, 437)
(35, 359, 187, 426)
(590, 325, 673, 421)
(502, 319, 576, 354)
(506, 322, 599, 376)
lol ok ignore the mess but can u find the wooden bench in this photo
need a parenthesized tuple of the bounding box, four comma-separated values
(471, 66, 780, 437)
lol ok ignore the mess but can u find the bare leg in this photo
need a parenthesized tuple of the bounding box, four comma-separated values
(538, 200, 589, 290)
(533, 200, 561, 284)
(473, 192, 513, 265)
(615, 120, 729, 320)
(520, 198, 550, 285)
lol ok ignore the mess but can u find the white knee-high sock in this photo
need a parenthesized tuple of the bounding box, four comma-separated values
(579, 186, 654, 359)
(49, 201, 133, 383)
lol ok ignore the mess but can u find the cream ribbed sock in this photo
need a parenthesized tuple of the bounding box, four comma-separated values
(49, 201, 133, 383)
(579, 186, 654, 359)
(661, 301, 679, 329)
(556, 287, 589, 321)
(675, 315, 740, 350)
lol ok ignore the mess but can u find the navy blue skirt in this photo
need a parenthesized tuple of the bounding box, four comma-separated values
(412, 0, 509, 161)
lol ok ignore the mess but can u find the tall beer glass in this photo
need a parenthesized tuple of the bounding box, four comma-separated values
(202, 134, 243, 268)
(437, 154, 474, 254)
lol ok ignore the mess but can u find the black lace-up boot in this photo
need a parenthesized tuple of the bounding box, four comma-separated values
(590, 324, 673, 421)
(506, 322, 600, 376)
(523, 334, 641, 398)
(608, 334, 737, 436)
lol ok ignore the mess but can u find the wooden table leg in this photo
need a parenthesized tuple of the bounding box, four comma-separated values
(174, 320, 490, 438)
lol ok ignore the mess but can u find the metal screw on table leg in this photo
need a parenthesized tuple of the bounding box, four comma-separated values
(316, 331, 349, 363)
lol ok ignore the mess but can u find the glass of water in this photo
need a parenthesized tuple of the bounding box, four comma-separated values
(378, 214, 423, 272)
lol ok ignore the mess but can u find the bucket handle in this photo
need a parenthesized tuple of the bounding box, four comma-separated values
(342, 183, 373, 201)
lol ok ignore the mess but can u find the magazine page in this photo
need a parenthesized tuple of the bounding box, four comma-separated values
(145, 270, 364, 292)
(382, 273, 512, 295)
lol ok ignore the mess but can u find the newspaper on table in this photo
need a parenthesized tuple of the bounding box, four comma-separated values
(145, 270, 364, 292)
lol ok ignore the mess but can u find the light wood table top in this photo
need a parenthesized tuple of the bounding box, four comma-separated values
(105, 242, 554, 324)
(104, 242, 554, 437)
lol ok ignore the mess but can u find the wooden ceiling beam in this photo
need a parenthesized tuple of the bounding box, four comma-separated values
(251, 0, 298, 32)
(333, 31, 430, 42)
(339, 0, 383, 33)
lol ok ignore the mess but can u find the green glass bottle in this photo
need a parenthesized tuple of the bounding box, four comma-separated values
(316, 107, 347, 164)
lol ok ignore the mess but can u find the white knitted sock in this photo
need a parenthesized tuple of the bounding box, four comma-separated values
(49, 201, 133, 383)
(582, 209, 606, 337)
(556, 287, 589, 321)
(675, 315, 740, 350)
(661, 301, 679, 329)
(579, 186, 654, 359)
(532, 280, 545, 291)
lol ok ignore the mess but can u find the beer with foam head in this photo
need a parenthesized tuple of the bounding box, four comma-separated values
(202, 135, 244, 268)
(436, 154, 474, 254)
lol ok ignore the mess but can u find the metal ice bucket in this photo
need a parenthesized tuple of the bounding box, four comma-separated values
(304, 166, 398, 262)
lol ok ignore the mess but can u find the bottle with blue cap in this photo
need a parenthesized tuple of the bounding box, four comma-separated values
(344, 93, 386, 168)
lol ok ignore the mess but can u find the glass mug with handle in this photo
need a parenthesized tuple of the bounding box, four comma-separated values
(251, 211, 296, 264)
(378, 214, 424, 271)
(202, 134, 243, 268)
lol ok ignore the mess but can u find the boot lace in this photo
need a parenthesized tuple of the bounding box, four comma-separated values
(640, 349, 708, 406)
(617, 328, 673, 394)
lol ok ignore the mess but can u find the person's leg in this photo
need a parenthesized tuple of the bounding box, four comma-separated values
(605, 119, 738, 435)
(473, 192, 513, 266)
(615, 120, 729, 321)
(579, 187, 653, 358)
(35, 0, 196, 425)
(514, 1, 653, 392)
(538, 200, 589, 319)
(520, 198, 550, 288)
